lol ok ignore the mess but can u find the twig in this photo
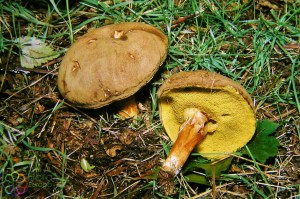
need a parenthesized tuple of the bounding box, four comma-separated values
(4, 68, 57, 102)
(61, 100, 98, 124)
(161, 13, 198, 29)
(0, 45, 13, 92)
(12, 57, 62, 75)
(211, 164, 216, 199)
(114, 180, 140, 198)
(218, 190, 248, 198)
(230, 153, 274, 169)
(12, 67, 58, 75)
(270, 109, 297, 121)
(188, 182, 235, 199)
(90, 178, 106, 199)
(0, 16, 13, 92)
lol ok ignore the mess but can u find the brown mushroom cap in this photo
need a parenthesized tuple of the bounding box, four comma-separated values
(157, 70, 256, 159)
(57, 22, 168, 108)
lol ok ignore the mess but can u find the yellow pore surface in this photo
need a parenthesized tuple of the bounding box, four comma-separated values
(159, 86, 256, 160)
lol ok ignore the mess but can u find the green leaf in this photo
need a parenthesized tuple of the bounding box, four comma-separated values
(183, 156, 233, 177)
(210, 157, 233, 177)
(182, 156, 210, 174)
(80, 158, 95, 172)
(182, 156, 233, 185)
(256, 120, 280, 136)
(242, 120, 280, 164)
(15, 36, 60, 68)
(184, 173, 210, 185)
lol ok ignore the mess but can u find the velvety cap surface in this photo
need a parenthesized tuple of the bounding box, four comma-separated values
(58, 22, 168, 108)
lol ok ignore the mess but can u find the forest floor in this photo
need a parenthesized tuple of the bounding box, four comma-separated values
(0, 0, 299, 198)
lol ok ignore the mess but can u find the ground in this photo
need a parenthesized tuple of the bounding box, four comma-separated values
(0, 0, 299, 198)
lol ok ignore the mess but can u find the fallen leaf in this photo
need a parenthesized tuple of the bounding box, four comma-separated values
(119, 129, 135, 145)
(15, 36, 60, 68)
(34, 102, 45, 114)
(106, 145, 123, 157)
(258, 0, 279, 10)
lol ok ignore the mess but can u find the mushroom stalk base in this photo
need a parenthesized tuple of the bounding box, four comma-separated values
(117, 95, 138, 118)
(161, 110, 208, 176)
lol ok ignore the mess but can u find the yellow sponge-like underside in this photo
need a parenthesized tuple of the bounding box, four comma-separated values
(159, 86, 256, 160)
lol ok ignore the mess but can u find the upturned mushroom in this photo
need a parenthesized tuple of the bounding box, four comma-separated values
(157, 70, 256, 176)
(57, 22, 168, 117)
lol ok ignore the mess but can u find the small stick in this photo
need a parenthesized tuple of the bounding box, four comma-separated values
(161, 13, 198, 29)
(211, 164, 216, 199)
(12, 57, 62, 75)
(90, 178, 106, 199)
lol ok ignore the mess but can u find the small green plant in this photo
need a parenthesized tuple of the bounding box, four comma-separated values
(242, 120, 280, 163)
(80, 158, 95, 172)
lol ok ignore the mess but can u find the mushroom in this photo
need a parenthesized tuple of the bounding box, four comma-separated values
(157, 70, 256, 176)
(57, 22, 168, 117)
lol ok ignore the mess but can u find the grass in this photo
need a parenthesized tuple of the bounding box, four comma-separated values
(0, 0, 299, 198)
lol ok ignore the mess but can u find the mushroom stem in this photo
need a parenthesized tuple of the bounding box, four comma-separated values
(161, 109, 208, 176)
(117, 95, 138, 118)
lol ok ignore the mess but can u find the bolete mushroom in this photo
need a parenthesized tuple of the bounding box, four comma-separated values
(157, 70, 256, 176)
(57, 22, 168, 117)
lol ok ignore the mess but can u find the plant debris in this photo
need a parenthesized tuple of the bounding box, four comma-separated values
(0, 0, 299, 198)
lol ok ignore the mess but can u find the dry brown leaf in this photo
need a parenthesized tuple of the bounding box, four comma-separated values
(119, 129, 136, 145)
(106, 166, 126, 176)
(258, 0, 279, 10)
(34, 102, 45, 114)
(106, 145, 123, 157)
